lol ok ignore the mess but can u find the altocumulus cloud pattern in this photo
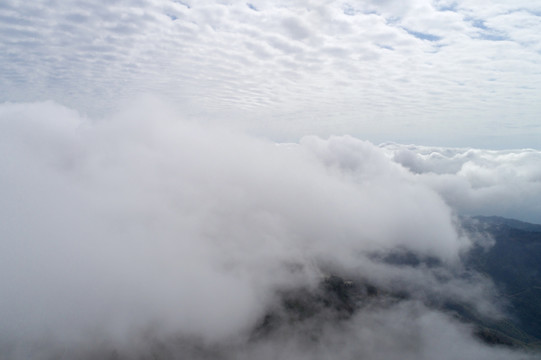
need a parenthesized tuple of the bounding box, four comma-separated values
(1, 0, 540, 147)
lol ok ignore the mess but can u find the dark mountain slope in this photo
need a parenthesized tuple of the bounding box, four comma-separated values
(254, 215, 541, 350)
(463, 216, 541, 344)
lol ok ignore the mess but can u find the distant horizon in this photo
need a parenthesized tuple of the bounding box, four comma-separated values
(3, 98, 540, 151)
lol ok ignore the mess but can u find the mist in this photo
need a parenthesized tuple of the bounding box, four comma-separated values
(0, 100, 537, 359)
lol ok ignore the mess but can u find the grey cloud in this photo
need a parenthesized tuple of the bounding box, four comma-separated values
(243, 41, 273, 59)
(64, 12, 90, 23)
(240, 300, 532, 360)
(322, 46, 350, 57)
(282, 16, 311, 40)
(263, 34, 304, 55)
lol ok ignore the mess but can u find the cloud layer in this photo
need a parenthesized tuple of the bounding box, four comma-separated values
(383, 142, 541, 223)
(1, 0, 540, 147)
(0, 100, 538, 359)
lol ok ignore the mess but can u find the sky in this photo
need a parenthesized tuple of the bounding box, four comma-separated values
(1, 0, 541, 148)
(1, 1, 541, 359)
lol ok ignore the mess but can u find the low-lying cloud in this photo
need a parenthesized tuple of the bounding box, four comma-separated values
(384, 142, 541, 223)
(0, 101, 537, 359)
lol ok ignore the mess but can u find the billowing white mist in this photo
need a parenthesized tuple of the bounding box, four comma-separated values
(0, 100, 537, 359)
(384, 143, 541, 224)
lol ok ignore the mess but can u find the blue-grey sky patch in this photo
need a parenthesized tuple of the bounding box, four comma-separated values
(172, 0, 191, 9)
(404, 29, 442, 42)
(471, 19, 488, 30)
(342, 4, 356, 16)
(377, 44, 394, 51)
(436, 3, 458, 12)
(479, 32, 508, 41)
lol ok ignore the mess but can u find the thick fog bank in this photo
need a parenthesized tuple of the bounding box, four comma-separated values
(0, 101, 538, 359)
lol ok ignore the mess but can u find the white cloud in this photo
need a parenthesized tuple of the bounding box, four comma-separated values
(384, 143, 541, 223)
(0, 0, 540, 147)
(2, 100, 536, 359)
